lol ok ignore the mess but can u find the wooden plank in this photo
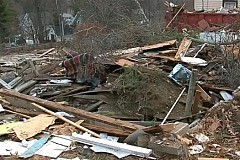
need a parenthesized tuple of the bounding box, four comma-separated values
(82, 123, 132, 137)
(115, 59, 134, 67)
(14, 80, 37, 92)
(200, 84, 234, 92)
(3, 103, 41, 116)
(175, 37, 192, 59)
(0, 89, 143, 131)
(185, 69, 197, 116)
(159, 49, 177, 54)
(71, 133, 152, 158)
(149, 55, 179, 61)
(196, 84, 211, 102)
(86, 101, 104, 112)
(192, 90, 201, 114)
(38, 48, 55, 58)
(4, 109, 31, 118)
(141, 40, 176, 51)
(32, 103, 100, 138)
(28, 59, 40, 77)
(47, 86, 90, 101)
(18, 62, 30, 75)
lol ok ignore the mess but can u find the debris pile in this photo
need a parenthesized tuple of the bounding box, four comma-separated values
(189, 102, 240, 159)
(0, 18, 240, 159)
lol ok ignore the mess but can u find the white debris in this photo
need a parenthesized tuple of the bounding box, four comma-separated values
(195, 133, 209, 143)
(189, 145, 204, 155)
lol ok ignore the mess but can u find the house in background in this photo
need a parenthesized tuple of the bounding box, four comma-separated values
(194, 0, 239, 11)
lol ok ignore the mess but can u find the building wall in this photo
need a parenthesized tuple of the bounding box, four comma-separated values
(194, 0, 240, 11)
(194, 0, 222, 11)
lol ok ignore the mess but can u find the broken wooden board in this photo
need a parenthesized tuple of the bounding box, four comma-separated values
(82, 123, 132, 137)
(13, 114, 56, 140)
(175, 37, 192, 59)
(23, 61, 61, 81)
(200, 84, 234, 92)
(115, 59, 134, 67)
(196, 84, 211, 102)
(47, 86, 90, 101)
(0, 89, 143, 132)
(14, 80, 37, 92)
(32, 103, 100, 138)
(148, 55, 180, 62)
(38, 48, 55, 58)
(28, 59, 40, 77)
(159, 49, 177, 54)
(86, 101, 104, 112)
(141, 40, 176, 51)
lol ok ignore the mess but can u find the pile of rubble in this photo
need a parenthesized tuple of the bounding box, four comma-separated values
(0, 32, 239, 160)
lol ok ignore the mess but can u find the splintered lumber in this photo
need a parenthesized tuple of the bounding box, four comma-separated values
(4, 109, 31, 118)
(159, 49, 177, 54)
(47, 86, 90, 101)
(149, 55, 179, 62)
(141, 40, 176, 51)
(14, 80, 37, 92)
(192, 90, 201, 114)
(115, 59, 134, 67)
(28, 59, 40, 77)
(86, 101, 104, 112)
(196, 84, 211, 102)
(38, 48, 55, 58)
(0, 89, 143, 132)
(185, 69, 197, 116)
(82, 123, 132, 137)
(175, 37, 192, 59)
(32, 103, 100, 138)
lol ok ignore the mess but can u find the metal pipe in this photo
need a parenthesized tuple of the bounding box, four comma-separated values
(161, 87, 186, 125)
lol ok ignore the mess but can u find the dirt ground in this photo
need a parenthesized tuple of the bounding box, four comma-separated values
(112, 66, 186, 120)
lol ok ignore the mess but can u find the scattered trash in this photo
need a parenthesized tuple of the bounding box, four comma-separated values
(220, 91, 233, 101)
(195, 133, 210, 143)
(13, 114, 56, 140)
(36, 136, 72, 158)
(71, 132, 152, 158)
(168, 64, 191, 86)
(189, 145, 204, 155)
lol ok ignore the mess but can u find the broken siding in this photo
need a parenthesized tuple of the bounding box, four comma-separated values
(194, 0, 223, 11)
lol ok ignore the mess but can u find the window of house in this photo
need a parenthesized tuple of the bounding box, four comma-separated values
(224, 2, 236, 9)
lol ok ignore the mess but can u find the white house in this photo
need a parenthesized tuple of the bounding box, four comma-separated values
(194, 0, 239, 11)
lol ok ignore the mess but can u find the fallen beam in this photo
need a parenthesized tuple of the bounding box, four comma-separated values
(0, 89, 143, 132)
(32, 103, 100, 138)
